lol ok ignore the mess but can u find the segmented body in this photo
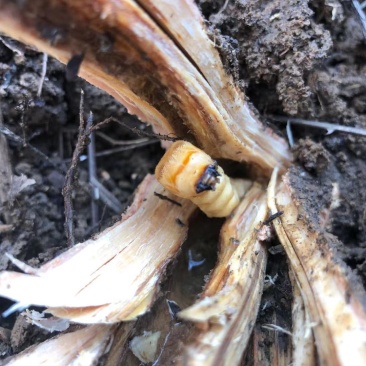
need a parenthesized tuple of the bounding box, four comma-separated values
(155, 141, 239, 217)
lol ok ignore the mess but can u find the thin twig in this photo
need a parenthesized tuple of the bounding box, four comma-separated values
(19, 99, 29, 145)
(63, 101, 123, 223)
(286, 120, 294, 147)
(62, 89, 89, 246)
(91, 116, 179, 142)
(152, 330, 173, 366)
(2, 303, 29, 318)
(0, 99, 13, 221)
(154, 192, 182, 206)
(0, 99, 128, 221)
(58, 128, 64, 159)
(352, 0, 366, 37)
(263, 211, 284, 226)
(89, 178, 124, 214)
(270, 116, 366, 136)
(87, 113, 124, 214)
(96, 131, 150, 146)
(82, 139, 159, 159)
(0, 36, 25, 62)
(87, 112, 99, 226)
(216, 0, 230, 16)
(0, 125, 65, 173)
(37, 53, 48, 97)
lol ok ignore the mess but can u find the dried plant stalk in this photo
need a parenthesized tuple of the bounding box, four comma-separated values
(138, 0, 290, 169)
(247, 304, 294, 366)
(290, 270, 316, 366)
(139, 0, 291, 171)
(0, 175, 196, 323)
(178, 184, 268, 365)
(0, 0, 291, 175)
(250, 327, 270, 366)
(103, 322, 136, 366)
(249, 326, 291, 366)
(261, 316, 292, 366)
(3, 325, 115, 365)
(268, 168, 366, 365)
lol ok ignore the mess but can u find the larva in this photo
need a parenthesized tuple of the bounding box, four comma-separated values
(155, 141, 239, 217)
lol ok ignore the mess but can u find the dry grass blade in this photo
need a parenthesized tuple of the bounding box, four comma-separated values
(0, 175, 196, 323)
(0, 0, 291, 175)
(3, 325, 115, 365)
(268, 168, 366, 365)
(178, 184, 268, 365)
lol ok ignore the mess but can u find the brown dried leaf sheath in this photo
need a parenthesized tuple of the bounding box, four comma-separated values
(179, 184, 267, 365)
(268, 169, 366, 365)
(0, 0, 291, 175)
(0, 175, 196, 323)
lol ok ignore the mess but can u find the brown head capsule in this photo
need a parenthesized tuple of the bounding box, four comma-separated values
(155, 141, 240, 217)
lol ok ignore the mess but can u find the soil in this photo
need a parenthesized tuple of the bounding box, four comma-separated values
(0, 0, 365, 363)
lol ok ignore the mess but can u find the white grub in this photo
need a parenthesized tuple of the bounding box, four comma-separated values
(268, 168, 366, 365)
(129, 331, 161, 364)
(3, 325, 115, 366)
(0, 175, 196, 323)
(179, 184, 268, 365)
(155, 141, 243, 217)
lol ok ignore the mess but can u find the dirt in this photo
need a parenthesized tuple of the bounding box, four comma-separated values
(0, 38, 163, 354)
(0, 0, 365, 363)
(202, 0, 366, 270)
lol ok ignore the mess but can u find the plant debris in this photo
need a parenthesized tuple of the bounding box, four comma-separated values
(0, 0, 365, 364)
